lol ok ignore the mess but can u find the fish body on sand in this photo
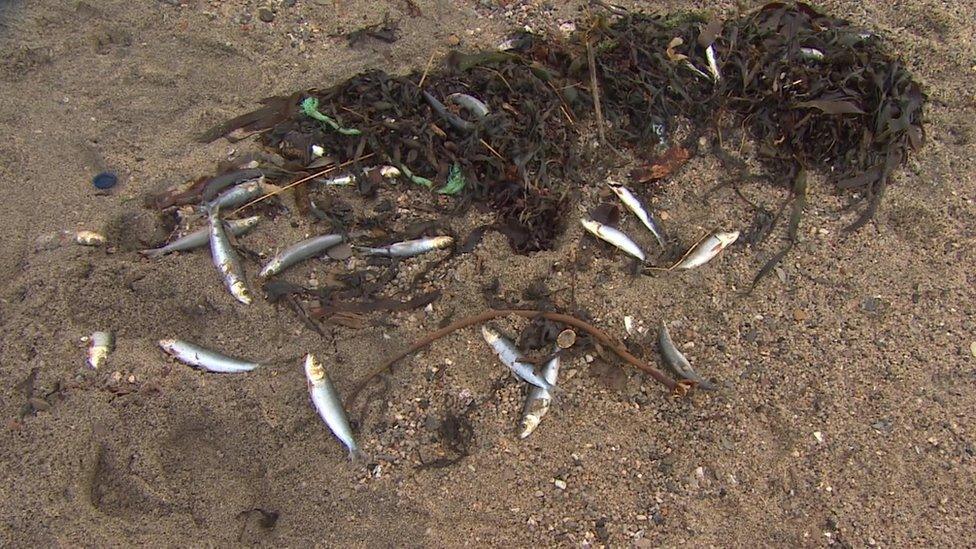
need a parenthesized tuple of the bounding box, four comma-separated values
(658, 321, 717, 390)
(481, 325, 558, 393)
(202, 169, 264, 202)
(606, 180, 667, 248)
(259, 233, 344, 278)
(141, 216, 261, 258)
(205, 178, 268, 211)
(208, 206, 252, 304)
(87, 331, 113, 370)
(519, 350, 560, 438)
(355, 236, 453, 258)
(672, 230, 739, 270)
(158, 339, 261, 373)
(580, 218, 646, 261)
(304, 354, 364, 461)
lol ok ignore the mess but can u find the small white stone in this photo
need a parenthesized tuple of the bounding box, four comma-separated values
(813, 431, 824, 444)
(554, 479, 567, 490)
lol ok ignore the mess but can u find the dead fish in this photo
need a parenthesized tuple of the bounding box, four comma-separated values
(607, 180, 667, 248)
(580, 218, 646, 261)
(658, 322, 717, 390)
(481, 325, 558, 393)
(259, 233, 344, 278)
(74, 231, 106, 246)
(799, 47, 825, 61)
(446, 93, 489, 119)
(208, 206, 252, 304)
(140, 216, 261, 259)
(201, 169, 264, 202)
(355, 235, 453, 258)
(304, 353, 366, 461)
(671, 230, 739, 270)
(158, 339, 261, 373)
(87, 331, 113, 370)
(204, 177, 268, 210)
(315, 165, 401, 186)
(422, 90, 475, 132)
(705, 44, 721, 81)
(519, 350, 560, 439)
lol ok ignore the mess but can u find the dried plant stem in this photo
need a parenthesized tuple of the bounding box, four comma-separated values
(346, 309, 679, 407)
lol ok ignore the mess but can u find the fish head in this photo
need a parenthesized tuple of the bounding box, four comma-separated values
(241, 216, 262, 228)
(431, 236, 454, 249)
(157, 339, 176, 353)
(481, 324, 501, 344)
(579, 218, 601, 235)
(303, 354, 327, 382)
(519, 415, 542, 439)
(379, 166, 402, 178)
(606, 179, 623, 190)
(715, 231, 740, 248)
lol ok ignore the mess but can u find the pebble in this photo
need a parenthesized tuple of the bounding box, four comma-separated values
(257, 7, 274, 22)
(446, 34, 461, 47)
(554, 479, 567, 490)
(813, 431, 824, 443)
(969, 341, 976, 358)
(793, 308, 808, 321)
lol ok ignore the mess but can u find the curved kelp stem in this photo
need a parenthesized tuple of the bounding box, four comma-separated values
(346, 309, 680, 409)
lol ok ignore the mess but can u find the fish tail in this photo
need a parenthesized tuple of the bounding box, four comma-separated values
(139, 248, 164, 259)
(348, 447, 370, 464)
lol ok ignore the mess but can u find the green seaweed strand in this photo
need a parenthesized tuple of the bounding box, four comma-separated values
(301, 97, 362, 136)
(437, 163, 466, 195)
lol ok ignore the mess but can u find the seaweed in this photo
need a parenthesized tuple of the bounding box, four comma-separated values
(198, 1, 924, 277)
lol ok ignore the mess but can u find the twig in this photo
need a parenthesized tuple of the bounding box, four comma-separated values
(479, 138, 504, 160)
(345, 309, 681, 408)
(230, 153, 375, 215)
(418, 51, 436, 89)
(586, 39, 606, 145)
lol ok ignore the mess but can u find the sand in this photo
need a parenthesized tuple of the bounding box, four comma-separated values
(1, 0, 974, 546)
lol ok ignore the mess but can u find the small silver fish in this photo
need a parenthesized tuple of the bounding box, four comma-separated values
(87, 331, 113, 370)
(580, 218, 646, 261)
(315, 165, 401, 186)
(481, 325, 558, 393)
(201, 169, 264, 202)
(606, 180, 667, 248)
(446, 93, 490, 119)
(423, 90, 476, 132)
(259, 233, 344, 278)
(208, 206, 252, 304)
(140, 216, 261, 259)
(798, 47, 825, 61)
(671, 230, 739, 270)
(74, 231, 106, 246)
(705, 44, 721, 81)
(205, 177, 268, 210)
(658, 321, 716, 390)
(158, 339, 261, 373)
(355, 235, 454, 258)
(304, 353, 365, 461)
(519, 350, 560, 439)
